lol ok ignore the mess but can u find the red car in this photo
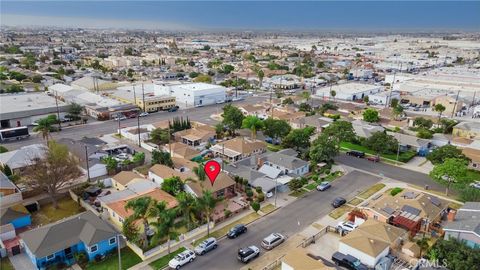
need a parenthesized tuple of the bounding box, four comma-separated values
(366, 155, 380, 162)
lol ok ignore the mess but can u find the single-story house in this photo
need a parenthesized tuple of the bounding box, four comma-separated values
(173, 125, 216, 147)
(162, 142, 201, 160)
(110, 171, 145, 190)
(452, 121, 480, 139)
(0, 204, 31, 229)
(462, 147, 480, 171)
(388, 132, 431, 156)
(20, 211, 118, 270)
(210, 137, 267, 163)
(148, 164, 197, 186)
(259, 149, 309, 176)
(0, 144, 46, 174)
(290, 115, 333, 132)
(352, 120, 385, 138)
(185, 172, 235, 199)
(0, 171, 23, 206)
(238, 104, 268, 119)
(443, 202, 480, 249)
(338, 219, 406, 267)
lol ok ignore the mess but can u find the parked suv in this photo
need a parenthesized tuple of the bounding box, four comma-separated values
(331, 252, 368, 270)
(194, 237, 217, 255)
(261, 233, 285, 250)
(168, 249, 196, 269)
(237, 245, 260, 263)
(332, 197, 346, 208)
(337, 221, 358, 232)
(227, 224, 247, 239)
(346, 150, 365, 158)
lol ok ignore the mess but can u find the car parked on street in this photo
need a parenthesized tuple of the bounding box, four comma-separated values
(366, 155, 380, 162)
(332, 197, 346, 208)
(331, 252, 368, 270)
(227, 224, 247, 239)
(194, 237, 217, 255)
(237, 245, 260, 263)
(346, 150, 365, 158)
(168, 249, 196, 269)
(337, 221, 358, 232)
(261, 233, 285, 250)
(168, 106, 179, 112)
(139, 112, 149, 117)
(316, 181, 331, 191)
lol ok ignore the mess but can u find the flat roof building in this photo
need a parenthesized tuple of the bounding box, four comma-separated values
(315, 83, 383, 101)
(153, 82, 226, 108)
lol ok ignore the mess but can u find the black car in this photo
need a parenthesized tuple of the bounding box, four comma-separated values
(168, 106, 179, 112)
(346, 150, 365, 158)
(331, 252, 368, 270)
(227, 224, 247, 239)
(332, 197, 346, 208)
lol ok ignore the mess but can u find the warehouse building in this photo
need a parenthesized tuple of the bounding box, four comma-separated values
(315, 83, 383, 101)
(153, 82, 226, 107)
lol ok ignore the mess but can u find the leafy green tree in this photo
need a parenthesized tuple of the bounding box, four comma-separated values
(176, 192, 198, 230)
(132, 152, 145, 164)
(363, 108, 380, 123)
(219, 64, 234, 74)
(214, 123, 224, 139)
(413, 117, 434, 129)
(392, 104, 404, 120)
(263, 118, 291, 141)
(282, 127, 315, 151)
(434, 103, 446, 121)
(161, 176, 184, 196)
(189, 72, 199, 78)
(363, 96, 369, 103)
(151, 150, 173, 167)
(322, 121, 356, 142)
(102, 156, 118, 172)
(251, 201, 260, 213)
(125, 197, 153, 249)
(33, 115, 58, 141)
(242, 116, 264, 139)
(197, 190, 217, 236)
(427, 145, 469, 165)
(194, 74, 212, 83)
(122, 219, 139, 244)
(390, 98, 399, 108)
(150, 128, 170, 145)
(363, 131, 398, 154)
(417, 128, 433, 139)
(298, 103, 312, 112)
(193, 164, 206, 182)
(439, 118, 457, 134)
(330, 90, 336, 102)
(0, 164, 13, 177)
(222, 104, 244, 136)
(427, 238, 480, 270)
(416, 237, 430, 258)
(153, 207, 179, 254)
(282, 97, 294, 105)
(430, 158, 468, 196)
(459, 187, 480, 202)
(68, 103, 84, 120)
(309, 133, 339, 163)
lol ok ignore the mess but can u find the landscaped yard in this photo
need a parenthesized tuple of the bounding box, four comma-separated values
(340, 142, 416, 163)
(149, 247, 186, 270)
(260, 204, 277, 214)
(329, 205, 353, 219)
(348, 197, 363, 206)
(1, 258, 14, 270)
(358, 183, 386, 200)
(85, 247, 142, 270)
(31, 197, 84, 226)
(266, 143, 283, 152)
(289, 188, 307, 197)
(135, 164, 152, 175)
(461, 169, 480, 182)
(305, 182, 317, 190)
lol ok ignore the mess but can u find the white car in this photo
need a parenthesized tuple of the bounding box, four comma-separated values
(337, 221, 358, 232)
(116, 153, 129, 160)
(139, 112, 149, 117)
(168, 249, 196, 269)
(470, 181, 480, 189)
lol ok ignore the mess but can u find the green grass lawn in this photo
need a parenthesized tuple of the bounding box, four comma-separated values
(31, 197, 84, 226)
(305, 182, 317, 190)
(329, 205, 353, 220)
(348, 197, 363, 206)
(260, 204, 277, 214)
(323, 171, 344, 182)
(461, 170, 480, 182)
(289, 189, 307, 197)
(340, 142, 416, 163)
(149, 247, 186, 270)
(358, 183, 386, 200)
(85, 247, 142, 270)
(266, 143, 283, 152)
(1, 258, 14, 270)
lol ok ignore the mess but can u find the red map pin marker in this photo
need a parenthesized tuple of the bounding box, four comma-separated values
(204, 160, 221, 186)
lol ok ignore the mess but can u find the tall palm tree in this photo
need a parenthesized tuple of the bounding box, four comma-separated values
(193, 164, 206, 182)
(242, 115, 264, 140)
(33, 115, 57, 141)
(151, 208, 178, 254)
(197, 190, 217, 236)
(125, 197, 154, 250)
(176, 192, 197, 230)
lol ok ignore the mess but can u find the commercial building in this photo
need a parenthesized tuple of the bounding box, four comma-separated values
(315, 83, 383, 101)
(368, 91, 400, 105)
(153, 82, 226, 107)
(109, 85, 176, 112)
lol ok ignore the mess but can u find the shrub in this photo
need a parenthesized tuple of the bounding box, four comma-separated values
(246, 189, 254, 198)
(251, 201, 260, 213)
(390, 187, 403, 196)
(257, 193, 265, 203)
(255, 186, 263, 193)
(224, 209, 232, 218)
(324, 169, 331, 175)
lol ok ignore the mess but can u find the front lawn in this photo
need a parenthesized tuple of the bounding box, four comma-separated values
(260, 204, 277, 214)
(329, 205, 353, 219)
(149, 247, 186, 270)
(266, 143, 283, 152)
(348, 198, 363, 206)
(358, 183, 386, 200)
(85, 247, 142, 270)
(305, 183, 317, 190)
(1, 258, 14, 270)
(460, 170, 480, 182)
(31, 197, 84, 226)
(289, 189, 307, 197)
(340, 142, 416, 163)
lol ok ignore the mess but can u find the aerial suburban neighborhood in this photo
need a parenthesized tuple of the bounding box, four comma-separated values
(0, 1, 479, 270)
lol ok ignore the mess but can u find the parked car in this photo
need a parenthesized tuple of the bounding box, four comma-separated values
(470, 181, 480, 189)
(113, 116, 127, 121)
(331, 252, 368, 270)
(337, 221, 358, 232)
(139, 112, 149, 117)
(261, 233, 285, 250)
(168, 106, 179, 112)
(366, 155, 380, 162)
(227, 224, 247, 239)
(346, 150, 365, 158)
(237, 245, 260, 263)
(116, 153, 129, 160)
(316, 181, 331, 191)
(168, 249, 196, 269)
(332, 197, 346, 208)
(194, 237, 217, 255)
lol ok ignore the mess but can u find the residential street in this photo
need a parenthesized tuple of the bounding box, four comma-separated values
(183, 170, 381, 270)
(335, 153, 445, 193)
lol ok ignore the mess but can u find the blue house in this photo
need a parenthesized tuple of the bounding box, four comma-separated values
(0, 204, 31, 229)
(20, 211, 119, 270)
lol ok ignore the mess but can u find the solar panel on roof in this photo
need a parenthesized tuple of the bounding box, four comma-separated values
(402, 205, 421, 216)
(382, 207, 395, 215)
(429, 196, 441, 207)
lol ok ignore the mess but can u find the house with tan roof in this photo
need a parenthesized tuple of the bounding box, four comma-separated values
(162, 142, 201, 160)
(281, 248, 333, 270)
(104, 188, 178, 228)
(111, 171, 145, 190)
(462, 147, 480, 171)
(173, 125, 216, 148)
(148, 164, 197, 186)
(210, 137, 267, 162)
(238, 104, 268, 119)
(338, 219, 407, 267)
(185, 172, 235, 199)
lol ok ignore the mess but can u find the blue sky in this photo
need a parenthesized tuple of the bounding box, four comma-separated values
(2, 1, 480, 31)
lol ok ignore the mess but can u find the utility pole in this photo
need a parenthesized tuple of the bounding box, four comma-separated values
(54, 90, 62, 131)
(451, 90, 460, 118)
(85, 145, 91, 182)
(117, 234, 122, 270)
(133, 84, 137, 107)
(235, 76, 238, 99)
(471, 91, 476, 107)
(386, 62, 402, 108)
(117, 117, 121, 136)
(141, 83, 146, 112)
(270, 85, 274, 118)
(137, 115, 141, 147)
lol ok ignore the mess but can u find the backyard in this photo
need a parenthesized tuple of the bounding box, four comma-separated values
(31, 197, 85, 226)
(85, 247, 142, 270)
(340, 142, 416, 163)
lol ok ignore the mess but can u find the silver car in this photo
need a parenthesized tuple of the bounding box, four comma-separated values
(261, 233, 285, 250)
(194, 237, 217, 255)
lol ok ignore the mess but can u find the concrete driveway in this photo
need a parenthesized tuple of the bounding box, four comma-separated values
(8, 253, 36, 270)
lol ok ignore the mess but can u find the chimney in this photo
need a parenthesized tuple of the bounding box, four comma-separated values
(447, 209, 457, 221)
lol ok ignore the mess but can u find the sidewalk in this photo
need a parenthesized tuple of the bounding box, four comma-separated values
(399, 156, 433, 174)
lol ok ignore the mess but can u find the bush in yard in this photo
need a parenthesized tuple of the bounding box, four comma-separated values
(459, 186, 480, 202)
(300, 177, 308, 185)
(246, 189, 254, 198)
(255, 186, 263, 193)
(251, 201, 260, 213)
(224, 209, 232, 218)
(256, 193, 265, 203)
(390, 187, 403, 196)
(324, 169, 331, 175)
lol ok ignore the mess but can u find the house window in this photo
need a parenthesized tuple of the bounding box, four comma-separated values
(373, 215, 379, 220)
(109, 237, 116, 245)
(112, 212, 116, 217)
(90, 245, 98, 253)
(119, 217, 124, 223)
(46, 254, 55, 261)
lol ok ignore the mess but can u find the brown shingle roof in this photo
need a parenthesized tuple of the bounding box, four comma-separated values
(462, 147, 480, 163)
(149, 164, 197, 181)
(186, 172, 235, 196)
(216, 137, 266, 155)
(112, 171, 143, 186)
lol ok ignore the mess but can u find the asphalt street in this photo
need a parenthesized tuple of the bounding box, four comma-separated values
(182, 170, 381, 270)
(335, 153, 445, 193)
(1, 96, 268, 151)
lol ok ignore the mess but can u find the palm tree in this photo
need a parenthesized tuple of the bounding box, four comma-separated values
(176, 192, 197, 230)
(196, 190, 217, 236)
(330, 90, 337, 103)
(125, 197, 154, 250)
(434, 104, 446, 122)
(33, 115, 58, 141)
(193, 164, 206, 182)
(151, 208, 178, 254)
(242, 115, 264, 140)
